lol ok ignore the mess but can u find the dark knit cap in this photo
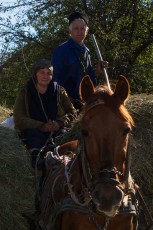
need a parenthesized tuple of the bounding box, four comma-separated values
(68, 11, 89, 25)
(32, 59, 53, 77)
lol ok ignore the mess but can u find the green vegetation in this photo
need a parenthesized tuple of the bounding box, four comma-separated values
(0, 0, 153, 106)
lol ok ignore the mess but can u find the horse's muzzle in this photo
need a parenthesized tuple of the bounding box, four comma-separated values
(91, 182, 124, 217)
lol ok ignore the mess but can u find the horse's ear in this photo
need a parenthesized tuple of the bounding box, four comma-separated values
(80, 75, 95, 102)
(113, 75, 130, 105)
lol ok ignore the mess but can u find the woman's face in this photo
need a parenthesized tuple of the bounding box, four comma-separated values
(35, 68, 52, 87)
(69, 19, 88, 44)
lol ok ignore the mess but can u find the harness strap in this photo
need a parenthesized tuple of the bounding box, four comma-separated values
(39, 197, 89, 229)
(119, 196, 137, 215)
(39, 195, 139, 230)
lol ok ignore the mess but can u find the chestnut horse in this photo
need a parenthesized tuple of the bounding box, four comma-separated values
(37, 76, 138, 230)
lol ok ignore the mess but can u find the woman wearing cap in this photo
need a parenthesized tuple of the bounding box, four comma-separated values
(51, 11, 107, 110)
(13, 59, 77, 168)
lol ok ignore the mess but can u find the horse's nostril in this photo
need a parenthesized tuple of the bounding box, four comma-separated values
(94, 190, 99, 198)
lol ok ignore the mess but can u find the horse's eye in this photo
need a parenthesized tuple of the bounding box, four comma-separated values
(123, 127, 131, 136)
(81, 129, 89, 137)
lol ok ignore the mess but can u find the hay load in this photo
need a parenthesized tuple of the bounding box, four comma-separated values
(128, 94, 153, 214)
(0, 126, 36, 230)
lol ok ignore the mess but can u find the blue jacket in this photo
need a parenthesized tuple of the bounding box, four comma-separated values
(51, 38, 97, 100)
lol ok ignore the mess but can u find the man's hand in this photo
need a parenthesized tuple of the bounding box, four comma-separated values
(95, 60, 108, 76)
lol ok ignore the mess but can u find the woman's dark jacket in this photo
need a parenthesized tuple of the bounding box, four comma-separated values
(13, 78, 77, 131)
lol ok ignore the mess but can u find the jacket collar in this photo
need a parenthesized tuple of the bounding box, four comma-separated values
(67, 38, 89, 52)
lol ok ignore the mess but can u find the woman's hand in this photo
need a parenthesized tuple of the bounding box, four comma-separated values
(50, 120, 60, 132)
(40, 120, 60, 132)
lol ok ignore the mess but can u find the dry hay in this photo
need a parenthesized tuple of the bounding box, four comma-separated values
(0, 126, 36, 230)
(0, 105, 12, 122)
(127, 94, 153, 215)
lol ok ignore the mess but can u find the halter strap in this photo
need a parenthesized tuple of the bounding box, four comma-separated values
(83, 99, 105, 115)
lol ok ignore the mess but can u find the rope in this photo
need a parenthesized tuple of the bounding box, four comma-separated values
(64, 149, 91, 206)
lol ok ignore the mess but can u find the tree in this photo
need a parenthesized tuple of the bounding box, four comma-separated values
(0, 0, 153, 106)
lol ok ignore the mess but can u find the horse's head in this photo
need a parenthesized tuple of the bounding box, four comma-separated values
(79, 75, 135, 217)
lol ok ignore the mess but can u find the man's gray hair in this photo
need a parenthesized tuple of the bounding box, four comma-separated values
(69, 18, 89, 31)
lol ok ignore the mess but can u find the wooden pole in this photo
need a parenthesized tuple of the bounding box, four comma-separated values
(91, 34, 111, 90)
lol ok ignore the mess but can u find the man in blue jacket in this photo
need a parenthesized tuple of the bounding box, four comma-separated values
(51, 11, 107, 110)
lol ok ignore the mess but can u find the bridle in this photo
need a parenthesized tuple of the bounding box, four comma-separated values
(80, 98, 132, 193)
(65, 98, 134, 207)
(63, 98, 136, 229)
